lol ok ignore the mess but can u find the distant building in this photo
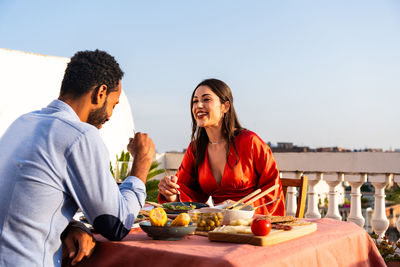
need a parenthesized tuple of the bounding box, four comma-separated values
(316, 147, 352, 152)
(269, 141, 392, 153)
(270, 142, 362, 153)
(362, 148, 384, 152)
(271, 142, 311, 153)
(277, 142, 294, 149)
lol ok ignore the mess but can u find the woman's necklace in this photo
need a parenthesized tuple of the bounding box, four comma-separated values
(209, 140, 225, 145)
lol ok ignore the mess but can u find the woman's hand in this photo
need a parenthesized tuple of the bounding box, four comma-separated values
(158, 175, 180, 202)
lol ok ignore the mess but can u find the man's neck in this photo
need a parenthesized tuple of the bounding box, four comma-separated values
(58, 94, 91, 123)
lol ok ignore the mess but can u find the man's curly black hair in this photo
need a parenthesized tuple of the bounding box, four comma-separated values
(60, 49, 124, 98)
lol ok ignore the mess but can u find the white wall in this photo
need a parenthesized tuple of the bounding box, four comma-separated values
(0, 48, 135, 163)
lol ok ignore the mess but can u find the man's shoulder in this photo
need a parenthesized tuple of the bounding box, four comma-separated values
(37, 111, 97, 137)
(57, 116, 98, 136)
(59, 120, 101, 149)
(41, 99, 98, 135)
(23, 107, 101, 146)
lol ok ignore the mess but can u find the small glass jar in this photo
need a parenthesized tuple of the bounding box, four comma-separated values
(189, 209, 224, 232)
(114, 160, 133, 182)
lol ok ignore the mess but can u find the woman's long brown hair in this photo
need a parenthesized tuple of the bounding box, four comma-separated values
(190, 79, 243, 176)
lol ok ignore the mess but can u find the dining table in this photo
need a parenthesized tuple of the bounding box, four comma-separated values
(73, 218, 385, 267)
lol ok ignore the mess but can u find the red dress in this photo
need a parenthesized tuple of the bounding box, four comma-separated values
(158, 130, 285, 215)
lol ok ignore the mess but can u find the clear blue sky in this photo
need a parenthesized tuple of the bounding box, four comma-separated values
(1, 0, 399, 152)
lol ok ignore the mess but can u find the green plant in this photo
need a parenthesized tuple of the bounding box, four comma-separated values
(111, 150, 164, 202)
(341, 198, 350, 208)
(115, 151, 131, 182)
(117, 150, 131, 162)
(371, 234, 400, 262)
(386, 186, 400, 206)
(145, 161, 164, 202)
(361, 183, 374, 192)
(146, 179, 160, 203)
(361, 197, 369, 208)
(146, 161, 165, 181)
(110, 162, 115, 177)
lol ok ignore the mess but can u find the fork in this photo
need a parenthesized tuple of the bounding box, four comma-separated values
(175, 188, 190, 207)
(165, 171, 190, 207)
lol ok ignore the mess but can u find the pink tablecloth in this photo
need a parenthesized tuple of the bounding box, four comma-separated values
(76, 218, 385, 267)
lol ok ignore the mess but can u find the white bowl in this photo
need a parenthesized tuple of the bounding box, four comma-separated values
(198, 207, 225, 213)
(213, 203, 231, 209)
(222, 206, 255, 225)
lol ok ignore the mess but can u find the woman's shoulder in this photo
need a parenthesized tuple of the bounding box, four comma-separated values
(236, 129, 265, 144)
(186, 142, 195, 155)
(235, 130, 273, 157)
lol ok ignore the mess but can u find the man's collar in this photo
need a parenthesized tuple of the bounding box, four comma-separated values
(47, 99, 81, 122)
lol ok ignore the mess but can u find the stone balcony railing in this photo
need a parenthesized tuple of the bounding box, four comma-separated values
(275, 152, 400, 240)
(159, 151, 400, 240)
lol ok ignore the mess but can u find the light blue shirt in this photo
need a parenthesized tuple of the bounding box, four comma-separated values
(0, 100, 146, 267)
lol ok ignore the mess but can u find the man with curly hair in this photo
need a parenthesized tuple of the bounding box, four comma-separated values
(0, 50, 155, 266)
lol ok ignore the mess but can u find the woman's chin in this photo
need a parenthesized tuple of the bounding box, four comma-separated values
(196, 121, 206, 127)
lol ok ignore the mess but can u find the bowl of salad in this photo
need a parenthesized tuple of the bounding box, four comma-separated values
(162, 202, 208, 214)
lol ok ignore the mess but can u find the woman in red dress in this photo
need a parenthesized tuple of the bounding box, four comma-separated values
(158, 79, 285, 215)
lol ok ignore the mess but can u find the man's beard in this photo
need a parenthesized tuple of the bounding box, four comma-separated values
(87, 99, 108, 129)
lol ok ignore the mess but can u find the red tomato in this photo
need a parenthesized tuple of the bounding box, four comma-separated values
(251, 218, 272, 236)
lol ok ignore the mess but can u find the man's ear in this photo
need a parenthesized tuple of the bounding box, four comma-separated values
(91, 85, 108, 105)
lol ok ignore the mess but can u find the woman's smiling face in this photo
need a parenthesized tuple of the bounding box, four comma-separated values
(192, 85, 229, 129)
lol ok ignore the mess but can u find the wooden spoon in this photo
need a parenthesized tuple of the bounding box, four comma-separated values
(248, 197, 281, 211)
(233, 184, 279, 210)
(225, 189, 262, 210)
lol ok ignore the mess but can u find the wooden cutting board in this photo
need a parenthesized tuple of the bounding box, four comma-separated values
(208, 223, 317, 246)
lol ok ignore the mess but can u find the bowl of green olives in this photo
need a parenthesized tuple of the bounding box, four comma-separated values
(188, 208, 225, 232)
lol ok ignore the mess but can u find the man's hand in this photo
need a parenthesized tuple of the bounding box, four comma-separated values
(61, 223, 96, 266)
(127, 132, 155, 183)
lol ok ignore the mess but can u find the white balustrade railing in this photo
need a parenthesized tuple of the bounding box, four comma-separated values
(162, 151, 400, 240)
(325, 173, 343, 220)
(304, 173, 322, 219)
(281, 170, 400, 240)
(394, 174, 400, 243)
(346, 174, 367, 227)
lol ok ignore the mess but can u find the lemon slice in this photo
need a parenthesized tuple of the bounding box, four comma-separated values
(149, 207, 168, 227)
(170, 213, 191, 227)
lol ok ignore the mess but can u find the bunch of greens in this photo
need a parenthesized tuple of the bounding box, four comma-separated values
(163, 203, 196, 211)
